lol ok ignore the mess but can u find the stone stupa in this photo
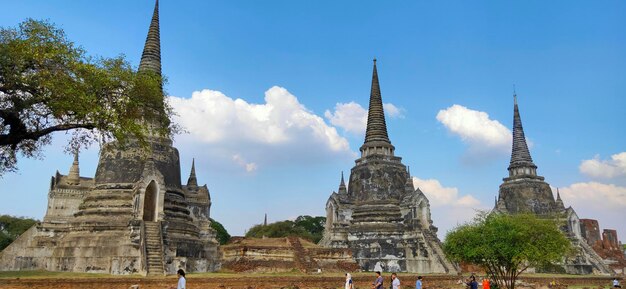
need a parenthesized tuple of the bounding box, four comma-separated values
(0, 0, 220, 275)
(320, 60, 458, 274)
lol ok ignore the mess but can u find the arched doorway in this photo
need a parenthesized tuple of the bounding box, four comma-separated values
(143, 181, 158, 222)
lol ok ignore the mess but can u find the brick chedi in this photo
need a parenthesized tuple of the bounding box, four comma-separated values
(580, 219, 626, 272)
(494, 93, 611, 274)
(319, 60, 458, 274)
(0, 1, 219, 275)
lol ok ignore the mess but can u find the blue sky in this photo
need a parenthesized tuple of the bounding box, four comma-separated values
(1, 1, 625, 240)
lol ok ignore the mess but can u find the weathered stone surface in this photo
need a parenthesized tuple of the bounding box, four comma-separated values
(221, 237, 359, 273)
(0, 1, 219, 275)
(320, 61, 458, 274)
(579, 219, 626, 272)
(494, 95, 611, 275)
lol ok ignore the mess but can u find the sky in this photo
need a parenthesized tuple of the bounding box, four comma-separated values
(1, 0, 625, 241)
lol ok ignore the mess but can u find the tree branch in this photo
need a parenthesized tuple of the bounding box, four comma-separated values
(0, 121, 96, 147)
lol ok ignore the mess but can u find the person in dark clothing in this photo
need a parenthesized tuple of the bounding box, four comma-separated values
(372, 271, 383, 289)
(466, 276, 478, 289)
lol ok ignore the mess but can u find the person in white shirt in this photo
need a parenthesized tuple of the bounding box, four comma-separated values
(614, 278, 621, 288)
(345, 273, 354, 289)
(170, 269, 186, 289)
(391, 273, 401, 289)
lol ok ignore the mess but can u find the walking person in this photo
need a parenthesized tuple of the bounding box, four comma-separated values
(372, 271, 384, 289)
(614, 278, 621, 288)
(345, 273, 354, 289)
(416, 276, 423, 289)
(467, 276, 478, 289)
(170, 269, 186, 289)
(391, 273, 401, 289)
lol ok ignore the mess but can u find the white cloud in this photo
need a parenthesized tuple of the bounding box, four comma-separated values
(559, 182, 626, 209)
(559, 182, 626, 241)
(324, 102, 404, 135)
(232, 154, 257, 173)
(168, 86, 353, 171)
(324, 102, 367, 135)
(436, 104, 512, 160)
(412, 177, 480, 207)
(412, 177, 483, 237)
(383, 103, 404, 118)
(579, 152, 626, 180)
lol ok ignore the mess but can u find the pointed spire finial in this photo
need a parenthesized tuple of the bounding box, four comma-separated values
(405, 166, 415, 191)
(67, 150, 80, 185)
(507, 91, 537, 177)
(555, 187, 565, 209)
(338, 171, 347, 193)
(138, 0, 162, 76)
(363, 58, 391, 145)
(187, 158, 198, 187)
(513, 84, 517, 105)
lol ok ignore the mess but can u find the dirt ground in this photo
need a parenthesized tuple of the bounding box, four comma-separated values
(0, 274, 618, 289)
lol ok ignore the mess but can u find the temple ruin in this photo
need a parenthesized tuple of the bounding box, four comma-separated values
(493, 93, 611, 274)
(580, 219, 626, 273)
(0, 0, 220, 275)
(319, 60, 458, 274)
(221, 237, 359, 273)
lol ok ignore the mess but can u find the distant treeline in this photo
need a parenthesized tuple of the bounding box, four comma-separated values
(245, 215, 326, 243)
(0, 215, 38, 251)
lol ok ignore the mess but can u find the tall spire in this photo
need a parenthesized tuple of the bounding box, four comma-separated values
(67, 151, 80, 185)
(264, 213, 268, 226)
(555, 188, 565, 210)
(359, 59, 395, 158)
(507, 91, 537, 177)
(138, 0, 161, 76)
(364, 58, 391, 145)
(405, 166, 415, 191)
(187, 158, 198, 187)
(338, 171, 347, 193)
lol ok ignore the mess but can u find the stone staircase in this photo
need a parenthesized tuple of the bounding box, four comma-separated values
(288, 237, 319, 273)
(424, 231, 460, 274)
(144, 221, 165, 276)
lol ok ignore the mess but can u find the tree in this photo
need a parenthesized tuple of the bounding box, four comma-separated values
(0, 19, 171, 175)
(210, 218, 231, 245)
(245, 215, 326, 243)
(0, 215, 38, 251)
(443, 213, 571, 289)
(294, 215, 325, 242)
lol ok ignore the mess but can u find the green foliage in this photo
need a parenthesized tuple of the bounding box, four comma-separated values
(0, 215, 38, 251)
(209, 218, 231, 245)
(245, 215, 326, 243)
(0, 19, 173, 175)
(443, 212, 571, 289)
(294, 215, 325, 240)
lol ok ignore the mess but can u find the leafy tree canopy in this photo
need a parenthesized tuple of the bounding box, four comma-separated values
(210, 218, 231, 245)
(245, 215, 326, 243)
(0, 215, 38, 251)
(443, 212, 571, 289)
(0, 19, 173, 175)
